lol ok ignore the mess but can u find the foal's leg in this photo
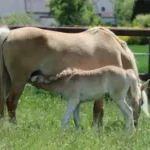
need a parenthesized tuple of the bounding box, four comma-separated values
(126, 94, 140, 128)
(62, 98, 79, 128)
(132, 98, 140, 127)
(73, 103, 80, 128)
(115, 97, 134, 129)
(92, 100, 104, 127)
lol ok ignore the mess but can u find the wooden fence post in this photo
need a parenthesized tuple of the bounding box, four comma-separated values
(148, 37, 150, 100)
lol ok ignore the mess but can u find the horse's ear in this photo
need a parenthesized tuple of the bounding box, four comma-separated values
(141, 79, 150, 91)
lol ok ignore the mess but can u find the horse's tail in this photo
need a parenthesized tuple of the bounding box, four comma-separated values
(0, 26, 10, 117)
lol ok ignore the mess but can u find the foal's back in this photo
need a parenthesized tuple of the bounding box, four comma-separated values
(49, 66, 133, 101)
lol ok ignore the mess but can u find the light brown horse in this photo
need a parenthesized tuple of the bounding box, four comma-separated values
(30, 66, 150, 129)
(0, 26, 140, 125)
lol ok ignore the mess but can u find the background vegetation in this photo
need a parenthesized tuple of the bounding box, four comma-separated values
(0, 13, 39, 25)
(47, 0, 101, 26)
(114, 0, 134, 26)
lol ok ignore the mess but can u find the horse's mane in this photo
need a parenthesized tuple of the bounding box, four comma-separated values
(86, 27, 138, 77)
(86, 27, 126, 48)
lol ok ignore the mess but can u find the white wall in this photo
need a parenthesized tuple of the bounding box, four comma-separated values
(25, 0, 49, 12)
(0, 0, 25, 17)
(92, 0, 114, 17)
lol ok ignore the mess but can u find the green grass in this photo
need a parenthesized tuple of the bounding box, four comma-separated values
(0, 45, 150, 150)
(129, 45, 149, 73)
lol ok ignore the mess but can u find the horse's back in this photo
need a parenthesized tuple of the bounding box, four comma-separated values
(2, 27, 130, 81)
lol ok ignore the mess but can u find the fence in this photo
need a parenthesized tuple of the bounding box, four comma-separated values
(7, 25, 150, 97)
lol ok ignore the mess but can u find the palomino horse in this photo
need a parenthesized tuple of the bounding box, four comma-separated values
(30, 66, 150, 129)
(0, 26, 144, 125)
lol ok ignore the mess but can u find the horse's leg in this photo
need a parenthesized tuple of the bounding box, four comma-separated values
(0, 67, 11, 119)
(115, 98, 134, 129)
(62, 98, 79, 128)
(73, 103, 80, 128)
(132, 98, 140, 128)
(6, 80, 27, 123)
(92, 100, 104, 127)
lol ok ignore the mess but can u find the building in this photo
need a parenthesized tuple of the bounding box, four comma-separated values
(91, 0, 117, 26)
(0, 0, 116, 26)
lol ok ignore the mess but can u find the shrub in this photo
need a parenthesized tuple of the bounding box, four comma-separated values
(0, 13, 39, 25)
(117, 26, 149, 45)
(119, 36, 148, 45)
(47, 0, 102, 26)
(114, 0, 134, 26)
(132, 14, 150, 27)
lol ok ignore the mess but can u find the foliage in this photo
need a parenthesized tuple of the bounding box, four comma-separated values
(114, 0, 134, 25)
(47, 0, 102, 26)
(132, 14, 150, 27)
(0, 13, 39, 25)
(116, 26, 149, 45)
(131, 0, 150, 21)
(119, 36, 148, 45)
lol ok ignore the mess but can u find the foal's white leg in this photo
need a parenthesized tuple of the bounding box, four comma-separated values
(73, 104, 80, 128)
(62, 99, 79, 128)
(115, 99, 134, 129)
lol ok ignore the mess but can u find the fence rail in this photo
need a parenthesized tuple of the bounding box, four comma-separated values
(6, 25, 150, 36)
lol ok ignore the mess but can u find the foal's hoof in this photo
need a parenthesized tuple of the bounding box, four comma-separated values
(8, 118, 17, 125)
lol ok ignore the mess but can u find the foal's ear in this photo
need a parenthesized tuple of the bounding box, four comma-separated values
(141, 79, 150, 91)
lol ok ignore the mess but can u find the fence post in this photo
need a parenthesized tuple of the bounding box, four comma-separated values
(148, 37, 150, 101)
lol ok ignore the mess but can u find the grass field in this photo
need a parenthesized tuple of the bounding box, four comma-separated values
(0, 45, 150, 150)
(129, 45, 149, 73)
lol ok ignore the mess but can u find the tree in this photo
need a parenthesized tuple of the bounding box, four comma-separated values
(114, 0, 134, 25)
(47, 0, 102, 26)
(131, 0, 150, 21)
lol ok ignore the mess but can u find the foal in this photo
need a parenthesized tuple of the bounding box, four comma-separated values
(30, 66, 149, 129)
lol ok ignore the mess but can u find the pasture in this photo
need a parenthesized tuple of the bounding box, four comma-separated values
(0, 45, 150, 150)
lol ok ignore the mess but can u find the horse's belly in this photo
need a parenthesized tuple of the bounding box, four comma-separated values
(39, 51, 121, 75)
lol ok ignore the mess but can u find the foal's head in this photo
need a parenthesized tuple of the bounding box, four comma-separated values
(134, 79, 150, 127)
(139, 79, 150, 117)
(128, 79, 150, 127)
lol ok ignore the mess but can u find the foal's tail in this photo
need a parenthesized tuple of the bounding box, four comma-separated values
(0, 26, 10, 116)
